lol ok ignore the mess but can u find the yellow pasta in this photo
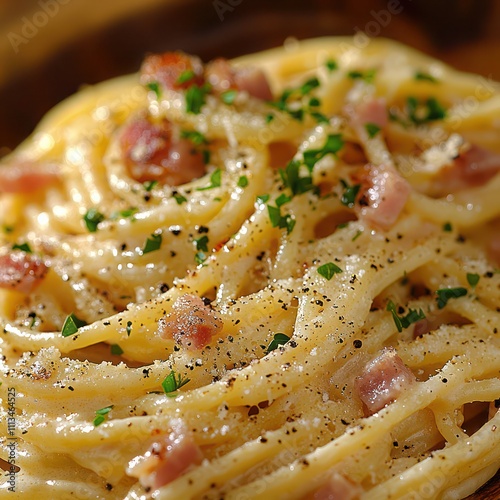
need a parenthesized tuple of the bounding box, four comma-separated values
(0, 37, 499, 499)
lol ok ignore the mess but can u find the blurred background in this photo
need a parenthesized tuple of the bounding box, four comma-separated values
(0, 0, 499, 153)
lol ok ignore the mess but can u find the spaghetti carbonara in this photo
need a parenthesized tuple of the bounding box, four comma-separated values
(0, 37, 499, 499)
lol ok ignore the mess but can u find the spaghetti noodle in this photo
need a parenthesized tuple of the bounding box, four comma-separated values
(0, 37, 499, 499)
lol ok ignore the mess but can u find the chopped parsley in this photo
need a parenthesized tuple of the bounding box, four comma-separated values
(347, 69, 376, 83)
(406, 96, 446, 125)
(365, 122, 381, 138)
(303, 134, 344, 171)
(194, 235, 209, 252)
(386, 300, 426, 332)
(195, 251, 207, 265)
(110, 207, 138, 221)
(414, 71, 438, 83)
(265, 333, 291, 354)
(436, 287, 467, 309)
(61, 313, 87, 337)
(142, 233, 162, 254)
(12, 242, 32, 253)
(196, 168, 222, 191)
(181, 130, 208, 145)
(267, 204, 295, 234)
(340, 179, 361, 208)
(265, 113, 275, 123)
(162, 370, 190, 396)
(237, 175, 249, 188)
(466, 273, 480, 287)
(110, 344, 124, 356)
(443, 222, 453, 232)
(326, 59, 338, 72)
(257, 194, 270, 204)
(83, 208, 105, 232)
(300, 77, 321, 95)
(2, 224, 14, 234)
(352, 229, 363, 241)
(146, 81, 161, 98)
(93, 405, 113, 427)
(280, 160, 317, 197)
(176, 69, 195, 84)
(173, 193, 188, 205)
(185, 84, 210, 114)
(221, 89, 238, 104)
(317, 262, 343, 280)
(143, 180, 158, 192)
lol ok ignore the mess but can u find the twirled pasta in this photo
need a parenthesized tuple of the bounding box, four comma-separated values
(0, 37, 499, 499)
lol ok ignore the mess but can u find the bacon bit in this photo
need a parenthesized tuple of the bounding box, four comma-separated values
(346, 97, 388, 134)
(120, 117, 206, 185)
(0, 160, 59, 193)
(127, 419, 203, 491)
(310, 472, 362, 500)
(140, 52, 204, 91)
(354, 163, 410, 230)
(437, 144, 500, 193)
(355, 347, 416, 416)
(158, 294, 223, 349)
(0, 252, 48, 294)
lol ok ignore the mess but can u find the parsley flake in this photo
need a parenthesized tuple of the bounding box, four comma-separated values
(221, 89, 238, 104)
(93, 405, 113, 427)
(143, 180, 158, 192)
(326, 59, 338, 72)
(12, 242, 32, 253)
(303, 134, 344, 171)
(194, 235, 209, 252)
(414, 71, 438, 83)
(317, 262, 343, 280)
(386, 300, 426, 332)
(185, 84, 210, 114)
(406, 96, 446, 125)
(237, 175, 249, 188)
(61, 313, 87, 337)
(173, 193, 188, 205)
(466, 273, 480, 287)
(267, 204, 295, 234)
(162, 370, 190, 396)
(257, 194, 270, 204)
(181, 130, 208, 145)
(197, 168, 222, 191)
(142, 233, 162, 254)
(265, 333, 291, 354)
(347, 69, 376, 83)
(177, 69, 195, 84)
(365, 122, 381, 138)
(436, 287, 467, 309)
(110, 344, 124, 356)
(443, 222, 453, 232)
(340, 179, 361, 208)
(83, 208, 105, 232)
(146, 81, 161, 98)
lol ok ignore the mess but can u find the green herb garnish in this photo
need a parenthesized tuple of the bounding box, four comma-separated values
(436, 287, 467, 309)
(83, 208, 105, 232)
(181, 130, 208, 145)
(143, 180, 158, 192)
(196, 168, 222, 191)
(340, 179, 361, 208)
(146, 81, 161, 98)
(162, 370, 191, 396)
(61, 313, 87, 337)
(142, 233, 162, 254)
(303, 134, 344, 171)
(12, 242, 32, 253)
(406, 96, 446, 125)
(265, 333, 291, 354)
(173, 193, 188, 205)
(365, 122, 381, 138)
(221, 89, 238, 104)
(347, 69, 376, 83)
(185, 84, 210, 114)
(194, 235, 209, 252)
(466, 273, 480, 287)
(326, 59, 338, 72)
(93, 405, 113, 427)
(443, 222, 453, 232)
(177, 69, 195, 84)
(414, 71, 438, 83)
(317, 262, 343, 280)
(110, 344, 124, 356)
(386, 300, 426, 333)
(237, 175, 249, 188)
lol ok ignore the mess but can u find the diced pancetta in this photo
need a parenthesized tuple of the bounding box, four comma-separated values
(310, 472, 362, 500)
(120, 117, 207, 185)
(0, 252, 48, 294)
(437, 144, 500, 192)
(355, 347, 416, 416)
(355, 163, 411, 230)
(0, 160, 59, 193)
(127, 419, 203, 491)
(158, 294, 223, 349)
